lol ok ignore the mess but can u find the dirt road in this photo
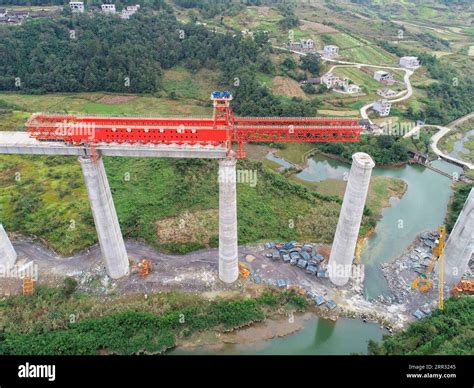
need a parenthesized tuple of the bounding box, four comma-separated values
(5, 237, 413, 329)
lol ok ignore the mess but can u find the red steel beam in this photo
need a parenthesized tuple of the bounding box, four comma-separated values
(26, 99, 363, 158)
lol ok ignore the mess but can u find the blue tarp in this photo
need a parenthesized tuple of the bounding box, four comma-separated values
(315, 296, 325, 305)
(277, 279, 287, 288)
(327, 300, 337, 309)
(413, 309, 425, 320)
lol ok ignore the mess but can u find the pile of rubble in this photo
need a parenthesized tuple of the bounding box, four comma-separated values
(381, 231, 439, 304)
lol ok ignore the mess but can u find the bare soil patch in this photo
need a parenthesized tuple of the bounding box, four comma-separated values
(97, 95, 138, 105)
(300, 20, 337, 33)
(155, 209, 218, 244)
(272, 76, 307, 99)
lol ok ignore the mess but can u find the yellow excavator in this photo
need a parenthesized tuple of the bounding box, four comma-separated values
(238, 262, 251, 279)
(412, 225, 445, 309)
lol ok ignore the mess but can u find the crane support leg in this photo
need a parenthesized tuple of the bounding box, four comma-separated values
(79, 155, 129, 279)
(218, 158, 239, 283)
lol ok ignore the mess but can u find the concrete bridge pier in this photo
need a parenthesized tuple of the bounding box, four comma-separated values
(0, 224, 17, 268)
(79, 156, 129, 279)
(443, 188, 474, 288)
(218, 159, 239, 283)
(328, 152, 375, 286)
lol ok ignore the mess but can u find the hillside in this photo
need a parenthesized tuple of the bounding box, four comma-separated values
(368, 296, 473, 355)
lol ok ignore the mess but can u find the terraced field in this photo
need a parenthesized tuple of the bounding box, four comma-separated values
(339, 45, 397, 65)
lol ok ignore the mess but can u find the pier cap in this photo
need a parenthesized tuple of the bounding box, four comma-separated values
(352, 152, 375, 169)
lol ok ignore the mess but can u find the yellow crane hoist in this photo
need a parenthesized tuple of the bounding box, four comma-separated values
(411, 225, 445, 309)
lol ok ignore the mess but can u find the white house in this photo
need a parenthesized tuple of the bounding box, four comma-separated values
(121, 4, 140, 19)
(0, 8, 8, 17)
(323, 45, 339, 57)
(344, 83, 361, 94)
(301, 39, 315, 51)
(101, 4, 116, 14)
(399, 56, 420, 69)
(69, 1, 84, 13)
(321, 72, 344, 88)
(373, 99, 392, 117)
(288, 39, 315, 52)
(374, 70, 394, 83)
(377, 88, 397, 98)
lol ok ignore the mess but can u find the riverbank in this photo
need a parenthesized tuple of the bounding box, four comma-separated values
(2, 235, 414, 331)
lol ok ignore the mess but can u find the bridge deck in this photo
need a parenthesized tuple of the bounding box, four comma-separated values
(0, 131, 227, 159)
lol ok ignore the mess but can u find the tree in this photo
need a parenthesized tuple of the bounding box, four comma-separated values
(300, 53, 321, 76)
(282, 57, 297, 70)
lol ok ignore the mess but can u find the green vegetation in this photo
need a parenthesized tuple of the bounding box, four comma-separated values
(445, 183, 472, 233)
(0, 155, 348, 254)
(315, 135, 409, 165)
(380, 42, 474, 125)
(0, 285, 306, 355)
(368, 296, 473, 355)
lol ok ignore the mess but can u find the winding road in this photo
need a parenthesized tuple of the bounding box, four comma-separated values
(275, 46, 415, 123)
(276, 46, 474, 170)
(403, 112, 474, 170)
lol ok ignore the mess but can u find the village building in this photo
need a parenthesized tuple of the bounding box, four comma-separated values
(399, 56, 420, 69)
(373, 70, 394, 83)
(121, 4, 140, 19)
(323, 45, 339, 57)
(301, 38, 315, 51)
(373, 99, 392, 117)
(377, 88, 397, 98)
(343, 82, 361, 94)
(0, 9, 29, 24)
(288, 38, 316, 52)
(101, 4, 116, 14)
(69, 1, 84, 13)
(321, 72, 345, 89)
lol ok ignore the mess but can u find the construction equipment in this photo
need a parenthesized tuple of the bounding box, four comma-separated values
(451, 279, 474, 296)
(411, 225, 446, 309)
(137, 259, 152, 278)
(26, 92, 363, 160)
(22, 276, 35, 295)
(238, 262, 250, 279)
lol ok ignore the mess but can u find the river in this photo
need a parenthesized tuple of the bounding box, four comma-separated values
(174, 153, 458, 356)
(171, 317, 384, 355)
(294, 155, 461, 299)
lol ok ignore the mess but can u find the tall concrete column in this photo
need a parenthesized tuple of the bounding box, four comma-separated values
(218, 158, 239, 283)
(328, 152, 375, 286)
(79, 156, 129, 279)
(0, 224, 17, 268)
(444, 188, 474, 288)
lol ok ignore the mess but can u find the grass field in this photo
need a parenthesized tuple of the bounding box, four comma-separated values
(293, 174, 407, 218)
(321, 32, 366, 49)
(162, 67, 220, 101)
(0, 154, 353, 254)
(332, 67, 380, 91)
(0, 92, 212, 118)
(339, 45, 397, 65)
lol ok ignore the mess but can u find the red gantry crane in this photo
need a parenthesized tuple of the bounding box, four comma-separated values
(26, 91, 362, 158)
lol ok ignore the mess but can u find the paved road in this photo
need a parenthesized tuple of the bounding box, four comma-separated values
(403, 112, 474, 170)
